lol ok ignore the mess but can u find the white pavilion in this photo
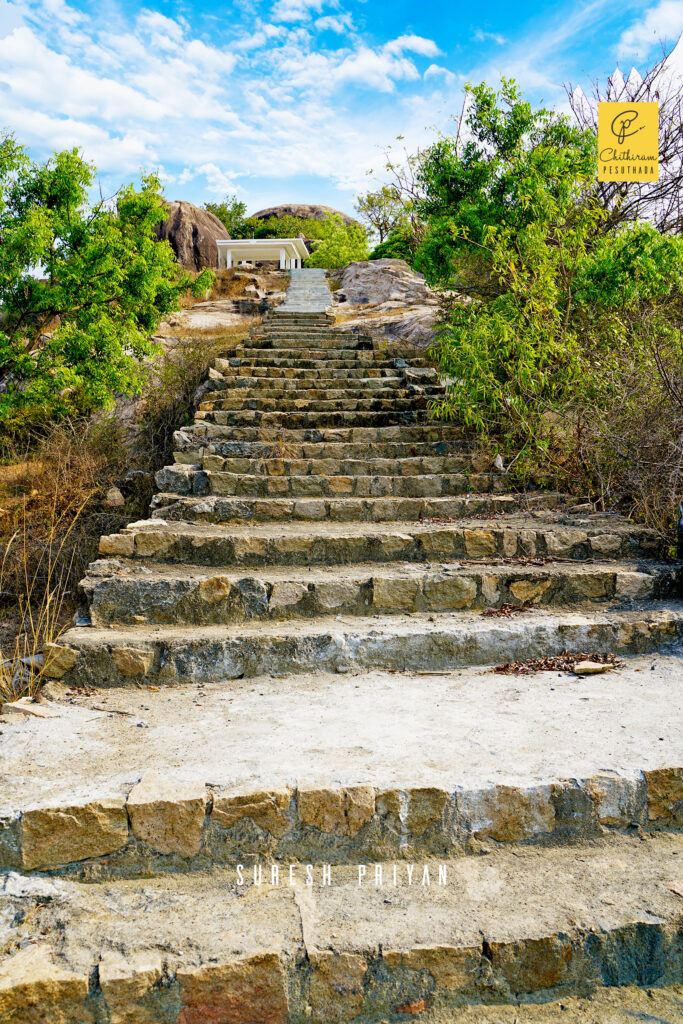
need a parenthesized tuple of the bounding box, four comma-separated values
(216, 237, 309, 270)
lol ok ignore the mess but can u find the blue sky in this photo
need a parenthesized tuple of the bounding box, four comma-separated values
(1, 0, 682, 217)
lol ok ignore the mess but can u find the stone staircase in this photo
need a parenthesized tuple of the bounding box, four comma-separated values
(1, 289, 682, 1021)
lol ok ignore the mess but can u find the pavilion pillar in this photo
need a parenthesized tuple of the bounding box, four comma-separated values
(279, 248, 286, 269)
(226, 249, 232, 269)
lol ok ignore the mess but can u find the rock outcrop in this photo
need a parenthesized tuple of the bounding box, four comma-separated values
(331, 258, 441, 350)
(155, 201, 228, 271)
(334, 259, 436, 306)
(251, 203, 357, 227)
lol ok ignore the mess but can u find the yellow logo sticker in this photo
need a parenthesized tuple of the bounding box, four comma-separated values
(598, 102, 659, 181)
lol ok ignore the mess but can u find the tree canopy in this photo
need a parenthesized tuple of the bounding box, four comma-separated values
(0, 136, 211, 432)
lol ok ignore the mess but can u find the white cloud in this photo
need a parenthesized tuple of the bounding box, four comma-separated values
(424, 63, 456, 84)
(617, 1, 683, 58)
(385, 34, 442, 57)
(473, 28, 506, 46)
(315, 13, 352, 33)
(270, 0, 329, 24)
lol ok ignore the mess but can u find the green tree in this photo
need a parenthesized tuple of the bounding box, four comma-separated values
(204, 194, 248, 236)
(0, 135, 212, 432)
(355, 185, 406, 243)
(305, 214, 370, 269)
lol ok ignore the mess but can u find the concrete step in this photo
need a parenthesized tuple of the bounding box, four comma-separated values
(52, 605, 683, 687)
(99, 513, 661, 567)
(146, 492, 606, 526)
(2, 658, 682, 872)
(83, 559, 678, 627)
(194, 409, 423, 428)
(1, 833, 681, 1020)
(154, 466, 505, 499)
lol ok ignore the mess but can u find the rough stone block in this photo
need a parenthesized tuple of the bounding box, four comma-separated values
(378, 787, 449, 836)
(645, 767, 683, 824)
(21, 799, 129, 870)
(423, 573, 476, 610)
(308, 952, 366, 1024)
(177, 953, 288, 1024)
(298, 785, 375, 837)
(212, 789, 292, 838)
(112, 648, 154, 677)
(463, 529, 497, 558)
(509, 578, 551, 604)
(458, 785, 554, 841)
(42, 643, 78, 679)
(615, 572, 655, 601)
(544, 528, 588, 556)
(99, 533, 135, 557)
(133, 532, 172, 557)
(269, 582, 308, 613)
(197, 576, 232, 604)
(99, 950, 166, 1024)
(0, 944, 92, 1024)
(127, 772, 206, 857)
(372, 577, 419, 610)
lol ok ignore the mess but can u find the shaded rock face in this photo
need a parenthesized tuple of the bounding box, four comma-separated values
(335, 259, 436, 306)
(251, 203, 357, 227)
(155, 201, 229, 271)
(332, 259, 440, 350)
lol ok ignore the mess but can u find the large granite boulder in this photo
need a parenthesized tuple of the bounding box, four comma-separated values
(155, 201, 228, 271)
(251, 203, 357, 227)
(333, 259, 436, 306)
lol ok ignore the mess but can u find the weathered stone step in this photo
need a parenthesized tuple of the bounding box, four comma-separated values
(146, 491, 600, 526)
(202, 383, 440, 402)
(215, 366, 418, 379)
(2, 658, 682, 871)
(209, 377, 409, 394)
(191, 453, 495, 476)
(100, 513, 660, 566)
(83, 559, 677, 627)
(246, 337, 372, 350)
(197, 395, 429, 414)
(53, 605, 683, 687)
(230, 348, 429, 364)
(180, 422, 465, 446)
(219, 354, 430, 369)
(173, 439, 477, 464)
(1, 833, 681, 1020)
(155, 466, 504, 499)
(194, 408, 422, 428)
(431, 990, 683, 1023)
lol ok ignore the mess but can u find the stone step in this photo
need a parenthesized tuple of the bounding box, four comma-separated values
(154, 467, 505, 499)
(197, 396, 431, 414)
(52, 605, 683, 687)
(173, 439, 477, 464)
(180, 422, 465, 446)
(146, 492, 601, 526)
(191, 453, 498, 476)
(202, 383, 440, 402)
(3, 657, 681, 873)
(215, 366, 417, 379)
(194, 409, 423, 428)
(99, 513, 660, 567)
(218, 354, 431, 369)
(1, 833, 681, 1020)
(83, 559, 678, 627)
(207, 377, 410, 394)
